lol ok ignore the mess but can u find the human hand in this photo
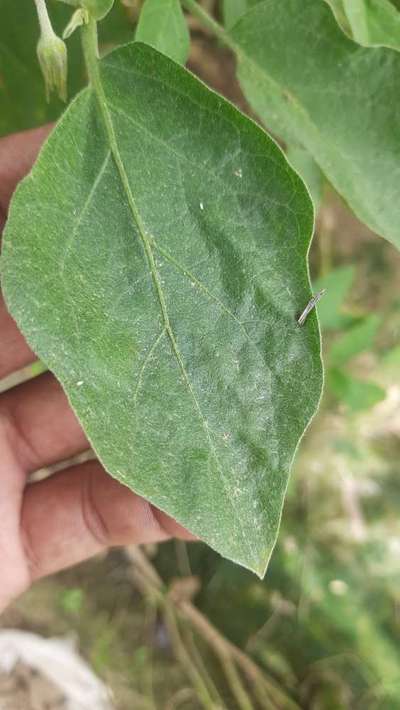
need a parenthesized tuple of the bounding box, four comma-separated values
(0, 127, 193, 613)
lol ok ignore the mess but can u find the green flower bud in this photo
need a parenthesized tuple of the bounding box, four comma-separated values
(37, 31, 68, 102)
(34, 0, 68, 102)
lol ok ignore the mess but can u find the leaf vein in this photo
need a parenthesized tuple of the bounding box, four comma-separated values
(133, 328, 166, 406)
(60, 149, 111, 274)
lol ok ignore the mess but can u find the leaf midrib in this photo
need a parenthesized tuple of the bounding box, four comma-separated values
(89, 60, 255, 562)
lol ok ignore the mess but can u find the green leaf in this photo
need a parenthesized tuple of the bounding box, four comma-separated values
(222, 0, 250, 28)
(222, 0, 261, 28)
(325, 0, 352, 34)
(229, 0, 400, 249)
(326, 0, 400, 50)
(381, 344, 400, 368)
(286, 145, 324, 209)
(135, 0, 190, 64)
(327, 368, 385, 411)
(82, 0, 115, 22)
(313, 266, 355, 331)
(341, 0, 371, 42)
(245, 0, 400, 49)
(329, 314, 381, 367)
(1, 41, 322, 576)
(0, 0, 84, 136)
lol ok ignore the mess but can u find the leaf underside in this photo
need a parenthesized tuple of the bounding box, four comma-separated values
(1, 43, 322, 576)
(231, 0, 400, 250)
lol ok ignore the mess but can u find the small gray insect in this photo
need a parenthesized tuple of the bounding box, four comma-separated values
(297, 289, 326, 326)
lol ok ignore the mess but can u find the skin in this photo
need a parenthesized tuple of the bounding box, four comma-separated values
(0, 126, 194, 613)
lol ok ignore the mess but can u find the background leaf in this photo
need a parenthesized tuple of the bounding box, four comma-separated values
(382, 344, 400, 367)
(313, 265, 356, 331)
(286, 145, 324, 209)
(326, 0, 400, 49)
(1, 42, 322, 576)
(135, 0, 190, 64)
(222, 0, 251, 28)
(222, 0, 264, 28)
(238, 0, 400, 49)
(327, 368, 385, 411)
(329, 314, 381, 367)
(229, 0, 400, 250)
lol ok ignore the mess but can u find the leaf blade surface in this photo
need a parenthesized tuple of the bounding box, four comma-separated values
(1, 42, 322, 575)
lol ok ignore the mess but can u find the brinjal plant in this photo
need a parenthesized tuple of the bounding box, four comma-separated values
(1, 0, 399, 576)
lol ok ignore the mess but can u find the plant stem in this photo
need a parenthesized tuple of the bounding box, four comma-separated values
(182, 625, 225, 708)
(128, 548, 300, 710)
(179, 600, 287, 709)
(131, 560, 218, 709)
(33, 0, 54, 37)
(181, 0, 239, 54)
(81, 17, 101, 85)
(175, 540, 192, 577)
(164, 605, 217, 709)
(219, 656, 253, 710)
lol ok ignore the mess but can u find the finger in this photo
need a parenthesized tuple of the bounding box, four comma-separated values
(0, 421, 30, 608)
(0, 372, 88, 472)
(0, 125, 51, 221)
(21, 460, 195, 580)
